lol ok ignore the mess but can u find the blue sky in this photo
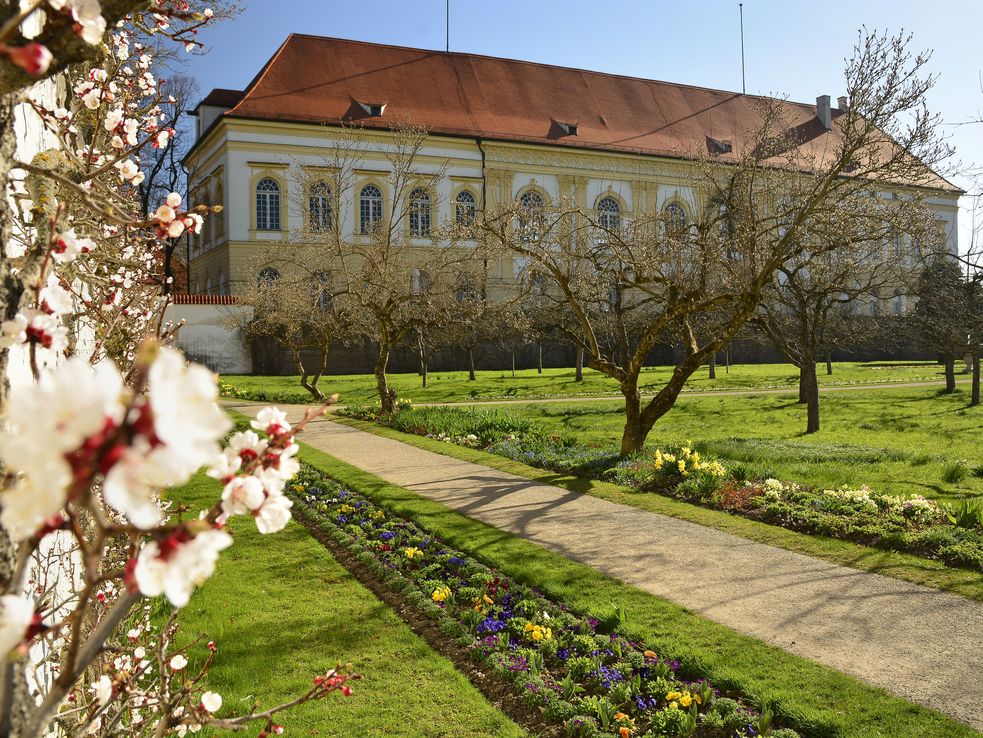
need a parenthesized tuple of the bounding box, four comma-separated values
(182, 0, 983, 251)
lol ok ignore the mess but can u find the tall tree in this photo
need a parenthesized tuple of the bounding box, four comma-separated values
(753, 225, 933, 433)
(911, 258, 971, 393)
(480, 30, 952, 455)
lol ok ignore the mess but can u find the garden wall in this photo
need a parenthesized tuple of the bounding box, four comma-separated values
(163, 298, 252, 374)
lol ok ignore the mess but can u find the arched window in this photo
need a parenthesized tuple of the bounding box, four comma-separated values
(312, 271, 332, 310)
(257, 267, 280, 289)
(409, 188, 431, 237)
(596, 196, 621, 234)
(892, 289, 903, 316)
(411, 267, 431, 295)
(215, 181, 225, 239)
(309, 182, 332, 233)
(664, 202, 687, 234)
(455, 190, 477, 226)
(518, 190, 545, 241)
(360, 184, 383, 234)
(256, 178, 280, 231)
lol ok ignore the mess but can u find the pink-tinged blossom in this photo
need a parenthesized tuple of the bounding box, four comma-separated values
(0, 595, 35, 657)
(4, 43, 53, 76)
(40, 282, 74, 316)
(133, 528, 232, 607)
(154, 204, 175, 223)
(169, 654, 188, 671)
(91, 674, 113, 706)
(52, 229, 95, 264)
(253, 492, 293, 534)
(219, 475, 265, 519)
(251, 407, 291, 437)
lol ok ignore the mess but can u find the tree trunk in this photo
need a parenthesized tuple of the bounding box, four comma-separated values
(826, 351, 833, 375)
(575, 346, 584, 382)
(467, 346, 476, 381)
(537, 343, 543, 374)
(972, 355, 980, 407)
(944, 356, 956, 394)
(798, 364, 809, 404)
(421, 356, 428, 388)
(510, 350, 515, 378)
(725, 348, 730, 374)
(804, 361, 820, 433)
(620, 382, 646, 456)
(708, 354, 716, 379)
(0, 84, 32, 738)
(375, 345, 396, 413)
(293, 348, 325, 401)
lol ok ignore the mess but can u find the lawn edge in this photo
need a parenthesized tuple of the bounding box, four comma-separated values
(330, 414, 983, 602)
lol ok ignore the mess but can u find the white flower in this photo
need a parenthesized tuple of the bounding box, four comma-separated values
(227, 430, 267, 464)
(251, 407, 291, 436)
(133, 529, 232, 607)
(166, 192, 182, 208)
(154, 204, 175, 223)
(253, 492, 293, 534)
(103, 107, 123, 130)
(220, 475, 265, 518)
(40, 282, 74, 316)
(200, 691, 222, 713)
(134, 647, 146, 659)
(102, 448, 166, 529)
(147, 348, 230, 481)
(92, 675, 113, 706)
(0, 358, 124, 539)
(169, 654, 188, 671)
(0, 595, 34, 657)
(207, 447, 242, 482)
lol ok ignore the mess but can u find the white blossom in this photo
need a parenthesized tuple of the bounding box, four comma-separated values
(200, 691, 222, 713)
(0, 595, 34, 656)
(133, 529, 232, 607)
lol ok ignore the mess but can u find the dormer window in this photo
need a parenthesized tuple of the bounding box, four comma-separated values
(707, 137, 733, 154)
(357, 100, 386, 117)
(557, 121, 578, 136)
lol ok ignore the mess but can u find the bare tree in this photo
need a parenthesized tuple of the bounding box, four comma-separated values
(480, 30, 953, 455)
(911, 258, 972, 393)
(300, 124, 490, 412)
(753, 222, 935, 433)
(233, 246, 348, 401)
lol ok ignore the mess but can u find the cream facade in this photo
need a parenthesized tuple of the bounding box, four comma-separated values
(185, 115, 961, 316)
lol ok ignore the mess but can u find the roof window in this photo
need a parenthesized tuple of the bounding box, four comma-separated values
(557, 121, 578, 136)
(357, 101, 386, 117)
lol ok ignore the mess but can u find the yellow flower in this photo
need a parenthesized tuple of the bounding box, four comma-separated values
(483, 595, 493, 605)
(643, 650, 657, 659)
(666, 691, 681, 701)
(614, 712, 628, 721)
(669, 701, 678, 710)
(679, 693, 693, 708)
(677, 460, 687, 474)
(292, 484, 305, 493)
(404, 547, 422, 560)
(432, 586, 451, 603)
(694, 693, 702, 705)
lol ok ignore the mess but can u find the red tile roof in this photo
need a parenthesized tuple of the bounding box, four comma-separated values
(192, 87, 244, 112)
(205, 35, 957, 193)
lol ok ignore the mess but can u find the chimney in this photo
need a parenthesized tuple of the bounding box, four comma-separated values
(816, 95, 832, 129)
(837, 95, 849, 111)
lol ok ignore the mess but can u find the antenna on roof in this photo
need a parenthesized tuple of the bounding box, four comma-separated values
(739, 3, 746, 94)
(445, 0, 450, 52)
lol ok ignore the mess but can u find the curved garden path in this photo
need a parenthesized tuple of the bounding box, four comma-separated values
(223, 400, 983, 730)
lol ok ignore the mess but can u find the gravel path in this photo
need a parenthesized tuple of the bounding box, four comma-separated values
(225, 400, 983, 730)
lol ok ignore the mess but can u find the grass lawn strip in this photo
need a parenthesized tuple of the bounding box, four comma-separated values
(292, 442, 983, 738)
(218, 362, 949, 406)
(331, 414, 983, 602)
(172, 472, 526, 738)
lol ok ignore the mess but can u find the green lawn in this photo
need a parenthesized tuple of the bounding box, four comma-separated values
(493, 386, 983, 504)
(221, 360, 954, 405)
(296, 444, 983, 738)
(172, 473, 525, 738)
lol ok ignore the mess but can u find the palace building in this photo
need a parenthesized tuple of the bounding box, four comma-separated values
(176, 35, 960, 371)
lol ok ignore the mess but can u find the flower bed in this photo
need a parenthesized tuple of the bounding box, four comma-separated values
(339, 406, 983, 572)
(289, 467, 800, 738)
